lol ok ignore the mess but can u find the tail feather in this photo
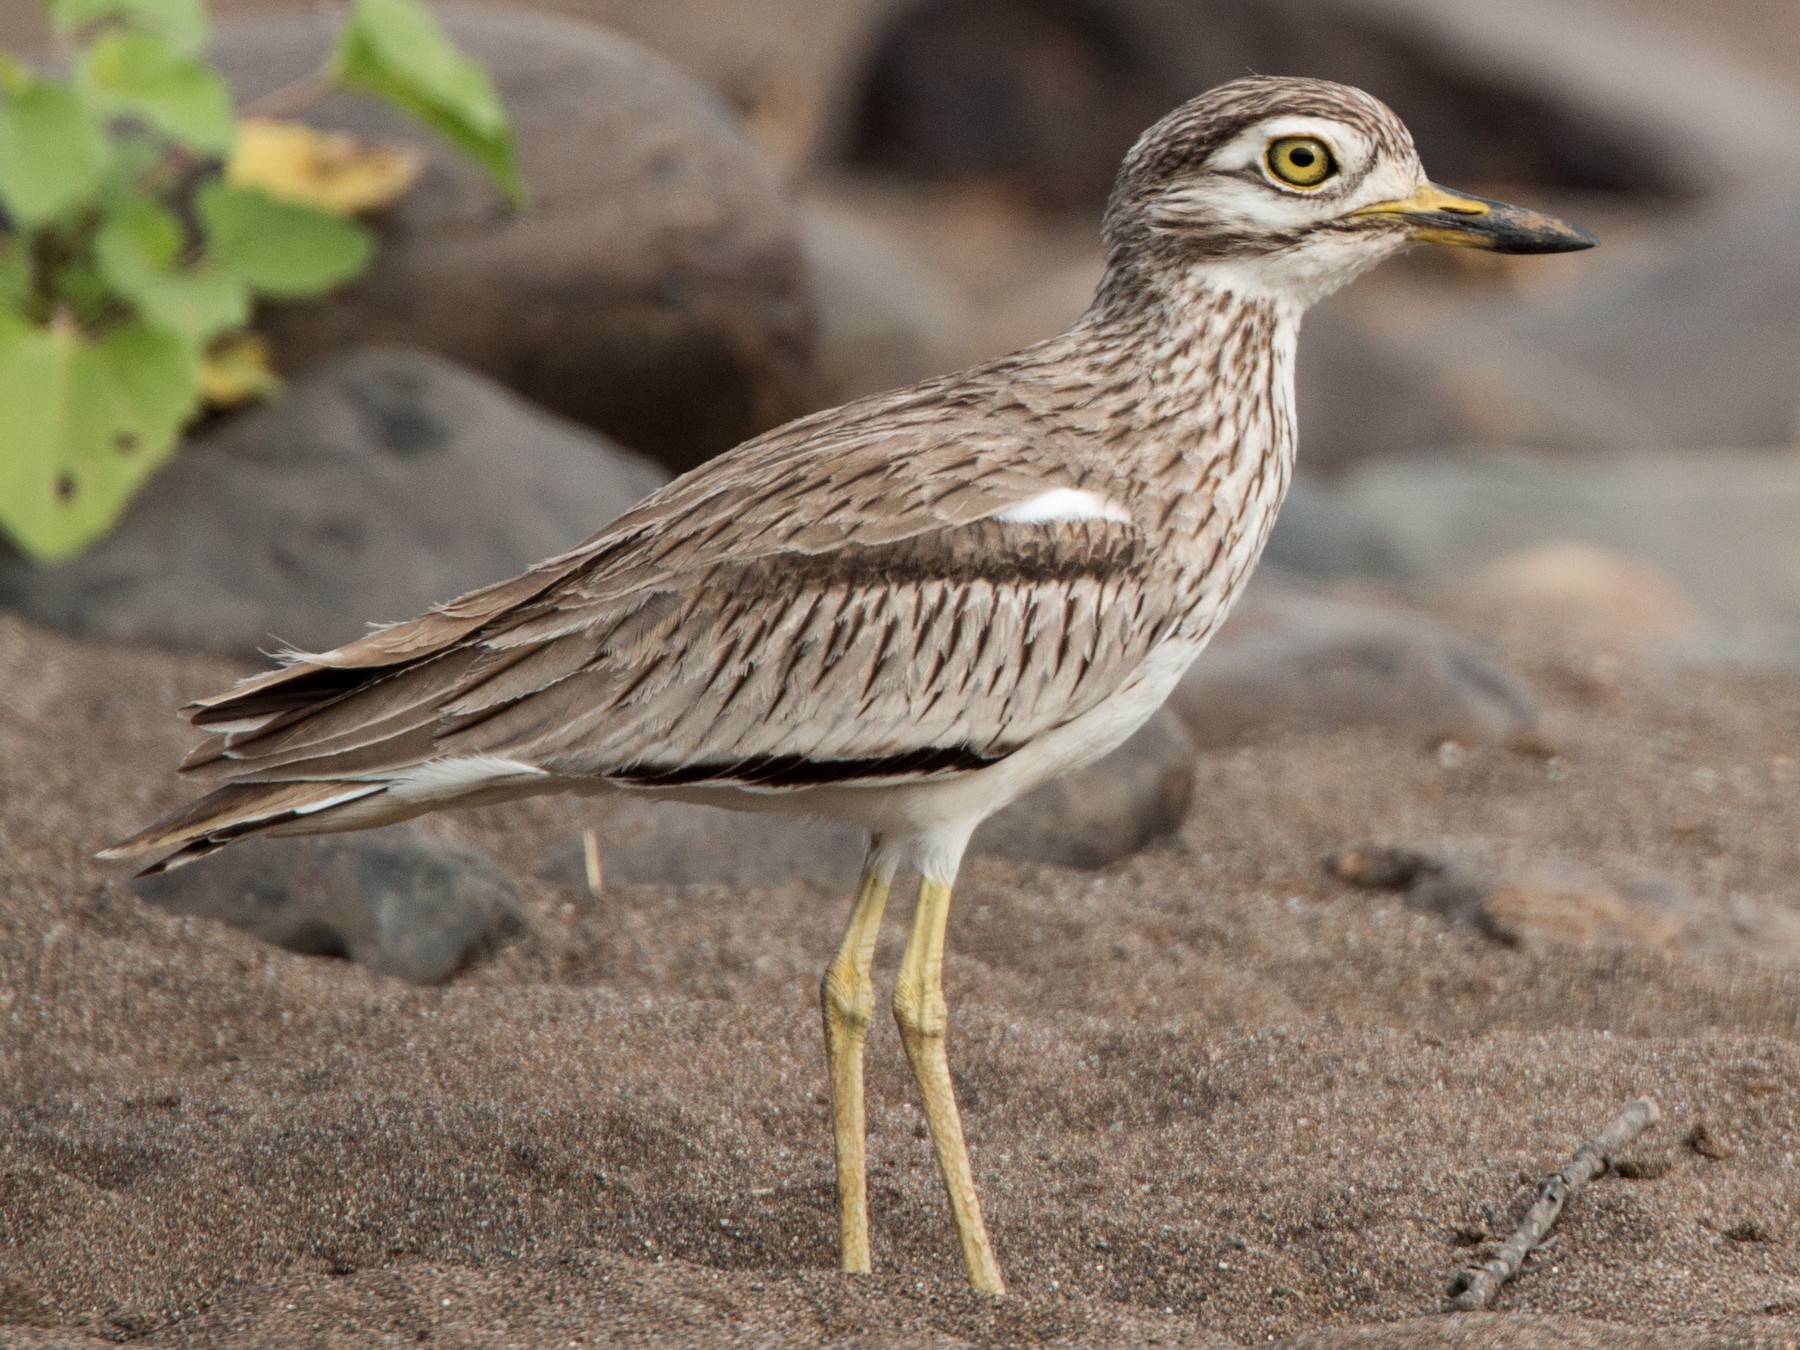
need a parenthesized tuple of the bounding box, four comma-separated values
(102, 544, 607, 875)
(97, 780, 388, 876)
(183, 554, 592, 732)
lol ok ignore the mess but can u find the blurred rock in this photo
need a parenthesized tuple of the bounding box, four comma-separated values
(839, 0, 1731, 210)
(1173, 587, 1539, 749)
(1476, 879, 1684, 953)
(970, 707, 1195, 868)
(500, 0, 881, 176)
(213, 6, 817, 473)
(1325, 841, 1440, 892)
(1332, 842, 1692, 957)
(799, 202, 965, 401)
(963, 248, 1106, 364)
(1294, 303, 1465, 475)
(1693, 897, 1800, 970)
(1327, 0, 1800, 189)
(501, 0, 1800, 201)
(1328, 838, 1800, 964)
(134, 827, 522, 984)
(1272, 450, 1800, 663)
(0, 347, 669, 658)
(1394, 184, 1800, 454)
(1261, 478, 1398, 579)
(844, 0, 1167, 210)
(545, 709, 1196, 890)
(1462, 542, 1709, 656)
(541, 803, 867, 893)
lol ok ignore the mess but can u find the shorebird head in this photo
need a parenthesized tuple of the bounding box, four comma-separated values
(1102, 76, 1596, 308)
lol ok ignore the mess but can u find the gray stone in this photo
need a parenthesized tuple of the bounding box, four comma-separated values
(213, 6, 818, 473)
(1263, 477, 1409, 580)
(970, 708, 1196, 869)
(1272, 450, 1800, 663)
(1327, 842, 1687, 952)
(1327, 837, 1800, 966)
(1173, 585, 1539, 749)
(0, 346, 669, 657)
(134, 827, 522, 984)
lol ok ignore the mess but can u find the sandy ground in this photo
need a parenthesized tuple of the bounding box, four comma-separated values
(4, 595, 1800, 1348)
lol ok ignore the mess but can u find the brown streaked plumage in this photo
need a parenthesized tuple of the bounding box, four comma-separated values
(103, 78, 1594, 1292)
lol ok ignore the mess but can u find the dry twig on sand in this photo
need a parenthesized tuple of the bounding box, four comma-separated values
(1446, 1096, 1663, 1312)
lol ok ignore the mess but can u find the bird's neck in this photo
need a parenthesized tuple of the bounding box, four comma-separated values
(1075, 266, 1300, 491)
(1044, 266, 1300, 626)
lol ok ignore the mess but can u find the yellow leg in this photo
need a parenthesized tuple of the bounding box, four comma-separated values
(820, 849, 894, 1275)
(893, 876, 1004, 1294)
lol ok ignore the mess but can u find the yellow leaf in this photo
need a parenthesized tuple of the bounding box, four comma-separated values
(225, 116, 422, 216)
(198, 330, 281, 408)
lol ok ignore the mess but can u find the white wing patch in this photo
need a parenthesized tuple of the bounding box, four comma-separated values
(386, 756, 549, 802)
(992, 488, 1131, 526)
(291, 784, 387, 817)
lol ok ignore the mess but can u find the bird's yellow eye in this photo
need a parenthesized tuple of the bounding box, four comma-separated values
(1266, 135, 1336, 189)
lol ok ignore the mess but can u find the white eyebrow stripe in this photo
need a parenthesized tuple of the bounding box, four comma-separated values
(991, 488, 1132, 526)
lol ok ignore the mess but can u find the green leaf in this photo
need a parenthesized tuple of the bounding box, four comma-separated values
(94, 197, 249, 340)
(77, 30, 235, 154)
(45, 0, 209, 52)
(0, 314, 198, 560)
(105, 127, 168, 186)
(326, 0, 526, 206)
(102, 316, 199, 437)
(197, 181, 374, 299)
(0, 75, 108, 225)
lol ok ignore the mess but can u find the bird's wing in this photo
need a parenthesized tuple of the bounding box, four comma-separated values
(169, 380, 1176, 794)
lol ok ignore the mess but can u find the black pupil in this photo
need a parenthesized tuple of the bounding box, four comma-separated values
(1289, 146, 1316, 167)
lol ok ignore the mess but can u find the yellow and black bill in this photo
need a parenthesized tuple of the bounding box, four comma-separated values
(1353, 183, 1597, 255)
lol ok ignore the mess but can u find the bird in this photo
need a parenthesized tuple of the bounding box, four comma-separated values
(102, 77, 1594, 1294)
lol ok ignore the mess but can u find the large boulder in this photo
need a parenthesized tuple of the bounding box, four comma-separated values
(213, 6, 818, 473)
(0, 347, 669, 657)
(1173, 584, 1540, 749)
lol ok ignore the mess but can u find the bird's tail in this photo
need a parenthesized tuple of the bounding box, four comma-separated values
(97, 779, 393, 877)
